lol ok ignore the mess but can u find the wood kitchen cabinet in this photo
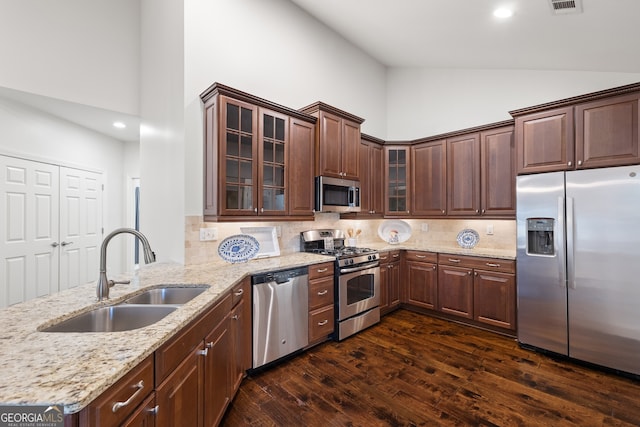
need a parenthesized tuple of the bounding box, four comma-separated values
(299, 102, 364, 180)
(411, 139, 447, 216)
(385, 146, 410, 216)
(308, 262, 335, 345)
(201, 83, 317, 221)
(77, 355, 155, 427)
(511, 83, 640, 174)
(404, 251, 438, 310)
(446, 133, 481, 217)
(379, 250, 401, 315)
(480, 125, 516, 216)
(437, 254, 516, 331)
(357, 134, 385, 217)
(513, 106, 574, 174)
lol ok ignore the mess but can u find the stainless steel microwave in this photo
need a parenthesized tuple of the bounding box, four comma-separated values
(315, 176, 361, 213)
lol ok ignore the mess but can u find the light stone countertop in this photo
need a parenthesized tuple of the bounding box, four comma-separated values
(365, 242, 516, 260)
(0, 252, 332, 415)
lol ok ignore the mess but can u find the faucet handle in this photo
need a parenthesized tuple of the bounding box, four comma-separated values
(108, 279, 131, 287)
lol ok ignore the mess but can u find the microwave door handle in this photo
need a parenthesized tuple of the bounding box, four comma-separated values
(349, 186, 355, 206)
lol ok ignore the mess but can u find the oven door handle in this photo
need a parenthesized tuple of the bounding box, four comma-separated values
(340, 262, 379, 274)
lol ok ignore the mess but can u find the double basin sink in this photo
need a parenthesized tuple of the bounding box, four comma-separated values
(41, 286, 210, 333)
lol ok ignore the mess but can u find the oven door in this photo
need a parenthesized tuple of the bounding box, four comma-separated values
(337, 265, 380, 321)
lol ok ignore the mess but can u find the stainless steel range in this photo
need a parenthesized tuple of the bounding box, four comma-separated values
(301, 229, 380, 341)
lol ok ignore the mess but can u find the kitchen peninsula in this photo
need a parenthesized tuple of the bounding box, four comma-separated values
(0, 242, 513, 425)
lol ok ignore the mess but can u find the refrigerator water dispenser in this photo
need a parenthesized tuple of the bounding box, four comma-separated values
(527, 218, 554, 255)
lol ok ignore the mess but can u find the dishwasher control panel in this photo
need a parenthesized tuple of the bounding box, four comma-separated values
(252, 266, 308, 285)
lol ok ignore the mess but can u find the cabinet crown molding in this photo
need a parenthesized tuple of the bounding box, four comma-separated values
(509, 81, 640, 117)
(200, 82, 317, 123)
(299, 101, 365, 124)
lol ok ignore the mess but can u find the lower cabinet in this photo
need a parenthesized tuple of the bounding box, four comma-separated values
(74, 278, 251, 427)
(379, 250, 401, 315)
(404, 251, 438, 310)
(437, 263, 474, 319)
(308, 262, 335, 344)
(438, 254, 516, 331)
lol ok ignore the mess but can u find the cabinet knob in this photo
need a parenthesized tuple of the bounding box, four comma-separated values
(475, 209, 479, 214)
(481, 209, 485, 214)
(442, 209, 445, 214)
(577, 160, 583, 166)
(198, 348, 209, 357)
(254, 208, 258, 213)
(568, 161, 572, 166)
(432, 265, 436, 270)
(468, 271, 472, 275)
(474, 272, 478, 276)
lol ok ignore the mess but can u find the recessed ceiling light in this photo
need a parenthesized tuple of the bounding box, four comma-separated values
(113, 121, 126, 129)
(493, 7, 513, 18)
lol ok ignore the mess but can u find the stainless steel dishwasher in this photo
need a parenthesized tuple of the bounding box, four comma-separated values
(252, 266, 309, 369)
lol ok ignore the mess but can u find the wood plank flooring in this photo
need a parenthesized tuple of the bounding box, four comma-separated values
(221, 309, 640, 426)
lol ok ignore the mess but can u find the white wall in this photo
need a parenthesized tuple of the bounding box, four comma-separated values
(386, 68, 640, 139)
(0, 96, 130, 274)
(139, 0, 185, 264)
(0, 0, 140, 115)
(183, 0, 388, 216)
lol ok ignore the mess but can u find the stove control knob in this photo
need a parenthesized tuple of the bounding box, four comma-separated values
(350, 259, 355, 265)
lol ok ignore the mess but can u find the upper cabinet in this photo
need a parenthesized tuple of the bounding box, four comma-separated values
(384, 146, 410, 216)
(446, 133, 481, 216)
(359, 134, 385, 217)
(511, 83, 640, 174)
(201, 83, 317, 221)
(480, 125, 516, 217)
(411, 139, 447, 216)
(299, 102, 364, 181)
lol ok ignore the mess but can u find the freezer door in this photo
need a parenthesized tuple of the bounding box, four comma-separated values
(566, 165, 640, 375)
(516, 172, 568, 354)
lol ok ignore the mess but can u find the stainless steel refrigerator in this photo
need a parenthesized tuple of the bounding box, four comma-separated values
(517, 165, 640, 376)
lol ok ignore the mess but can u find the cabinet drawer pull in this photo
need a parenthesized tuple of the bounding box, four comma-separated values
(232, 314, 239, 320)
(112, 380, 144, 413)
(392, 254, 400, 258)
(380, 255, 389, 260)
(317, 289, 328, 296)
(415, 254, 427, 259)
(148, 405, 159, 415)
(448, 258, 461, 263)
(316, 268, 328, 273)
(206, 341, 214, 348)
(485, 263, 500, 268)
(198, 348, 209, 357)
(317, 319, 328, 326)
(233, 288, 243, 296)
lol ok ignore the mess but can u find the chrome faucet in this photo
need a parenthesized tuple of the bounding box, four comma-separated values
(96, 228, 156, 301)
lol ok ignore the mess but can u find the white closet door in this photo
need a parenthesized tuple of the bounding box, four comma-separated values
(0, 156, 59, 308)
(59, 167, 102, 290)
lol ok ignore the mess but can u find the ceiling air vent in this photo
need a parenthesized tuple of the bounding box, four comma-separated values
(548, 0, 583, 14)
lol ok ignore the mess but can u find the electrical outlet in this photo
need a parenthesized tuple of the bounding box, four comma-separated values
(486, 224, 494, 235)
(421, 223, 429, 232)
(199, 228, 218, 241)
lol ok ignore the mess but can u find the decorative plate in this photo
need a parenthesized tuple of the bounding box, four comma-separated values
(378, 220, 412, 244)
(457, 229, 479, 249)
(218, 234, 260, 263)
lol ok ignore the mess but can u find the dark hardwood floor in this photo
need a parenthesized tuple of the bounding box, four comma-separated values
(221, 309, 640, 426)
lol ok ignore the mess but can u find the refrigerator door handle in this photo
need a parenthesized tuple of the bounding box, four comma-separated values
(566, 196, 576, 289)
(557, 196, 567, 288)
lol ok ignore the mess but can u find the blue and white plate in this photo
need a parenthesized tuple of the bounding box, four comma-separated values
(457, 229, 479, 249)
(218, 234, 260, 263)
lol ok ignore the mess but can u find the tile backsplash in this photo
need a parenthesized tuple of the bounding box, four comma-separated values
(185, 214, 515, 265)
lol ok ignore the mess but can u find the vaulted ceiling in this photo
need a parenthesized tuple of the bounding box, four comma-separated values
(289, 0, 640, 72)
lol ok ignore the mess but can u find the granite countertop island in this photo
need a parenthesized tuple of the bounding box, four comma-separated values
(0, 253, 332, 414)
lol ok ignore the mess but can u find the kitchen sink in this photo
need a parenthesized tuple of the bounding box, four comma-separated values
(122, 285, 209, 305)
(40, 305, 177, 333)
